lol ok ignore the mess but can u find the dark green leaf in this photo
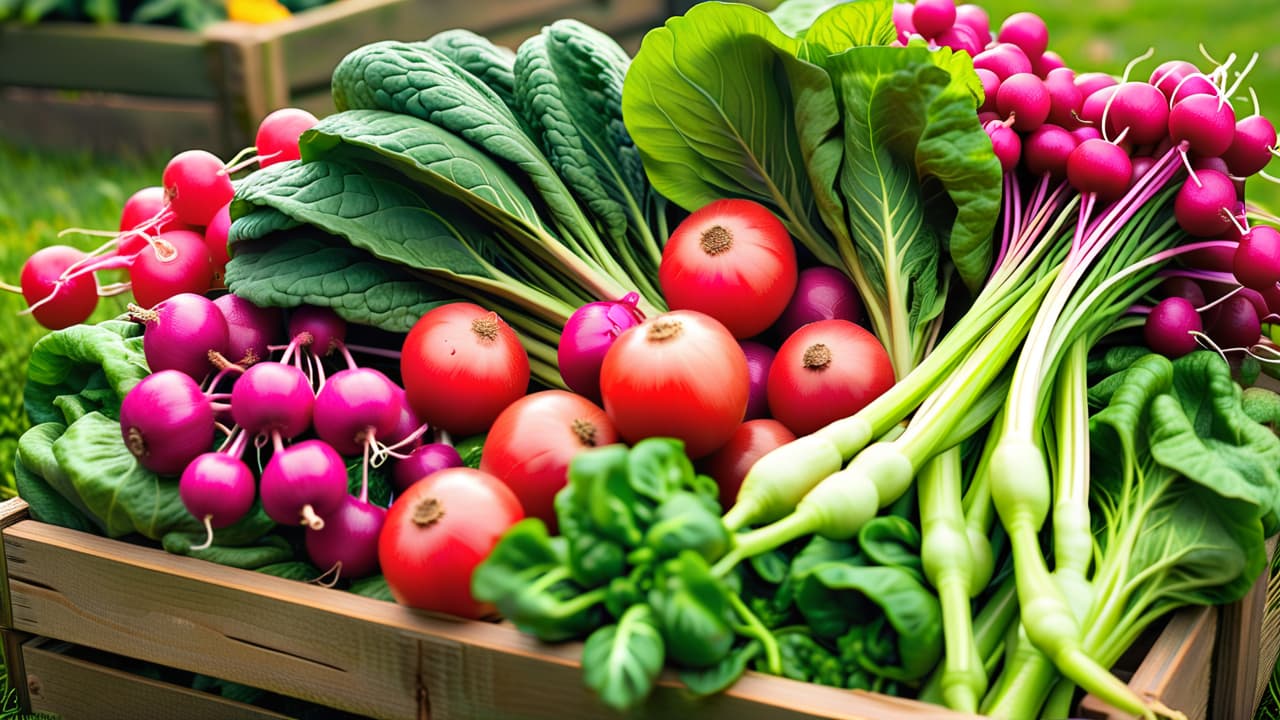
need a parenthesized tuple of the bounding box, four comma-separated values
(14, 444, 98, 534)
(625, 436, 694, 503)
(648, 551, 736, 668)
(748, 548, 791, 585)
(567, 444, 643, 547)
(423, 29, 519, 112)
(257, 561, 323, 582)
(17, 421, 101, 530)
(643, 491, 731, 562)
(349, 574, 395, 601)
(453, 434, 485, 469)
(346, 456, 393, 508)
(162, 533, 294, 569)
(581, 604, 665, 711)
(679, 640, 761, 696)
(857, 516, 923, 580)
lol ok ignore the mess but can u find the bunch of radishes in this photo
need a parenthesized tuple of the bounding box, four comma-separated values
(120, 296, 454, 581)
(3, 108, 319, 330)
(899, 0, 1279, 361)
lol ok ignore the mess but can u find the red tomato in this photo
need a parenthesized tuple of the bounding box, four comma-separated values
(400, 303, 529, 436)
(480, 390, 618, 532)
(659, 199, 798, 339)
(600, 310, 749, 459)
(767, 319, 895, 436)
(378, 467, 524, 619)
(700, 419, 796, 511)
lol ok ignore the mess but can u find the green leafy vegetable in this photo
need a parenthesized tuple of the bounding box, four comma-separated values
(24, 319, 148, 426)
(14, 444, 98, 533)
(581, 604, 666, 712)
(648, 551, 735, 668)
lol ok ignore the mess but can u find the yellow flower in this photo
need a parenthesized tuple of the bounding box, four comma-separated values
(227, 0, 292, 24)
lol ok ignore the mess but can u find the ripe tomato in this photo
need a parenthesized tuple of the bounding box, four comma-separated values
(378, 467, 524, 619)
(699, 419, 796, 511)
(400, 302, 529, 436)
(600, 310, 748, 459)
(480, 390, 617, 532)
(767, 319, 895, 436)
(659, 199, 798, 339)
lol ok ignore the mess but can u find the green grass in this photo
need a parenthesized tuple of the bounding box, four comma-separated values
(0, 141, 168, 497)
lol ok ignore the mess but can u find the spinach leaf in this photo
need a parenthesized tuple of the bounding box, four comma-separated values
(680, 640, 761, 696)
(625, 436, 694, 504)
(14, 443, 98, 533)
(349, 574, 395, 601)
(24, 319, 148, 426)
(769, 0, 853, 37)
(225, 230, 454, 334)
(257, 561, 323, 582)
(857, 515, 923, 582)
(423, 29, 519, 113)
(17, 421, 100, 529)
(581, 604, 666, 712)
(644, 491, 731, 563)
(649, 551, 736, 668)
(770, 629, 846, 687)
(163, 533, 294, 569)
(622, 2, 843, 267)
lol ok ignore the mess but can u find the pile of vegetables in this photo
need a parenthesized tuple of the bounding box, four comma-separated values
(8, 0, 1280, 718)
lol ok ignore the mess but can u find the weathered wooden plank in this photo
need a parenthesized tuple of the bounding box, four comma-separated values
(2, 629, 32, 713)
(24, 638, 294, 720)
(0, 22, 217, 98)
(0, 498, 30, 631)
(1213, 534, 1279, 720)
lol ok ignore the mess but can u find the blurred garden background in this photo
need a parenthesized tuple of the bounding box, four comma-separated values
(1, 0, 1280, 715)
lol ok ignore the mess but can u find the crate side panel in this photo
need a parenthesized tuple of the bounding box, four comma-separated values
(0, 23, 217, 98)
(3, 521, 419, 720)
(24, 639, 294, 720)
(0, 88, 222, 156)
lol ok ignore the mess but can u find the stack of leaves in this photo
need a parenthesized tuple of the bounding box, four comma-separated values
(225, 23, 674, 387)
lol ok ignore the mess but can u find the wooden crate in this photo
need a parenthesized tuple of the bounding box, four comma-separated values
(0, 0, 665, 157)
(0, 496, 1274, 720)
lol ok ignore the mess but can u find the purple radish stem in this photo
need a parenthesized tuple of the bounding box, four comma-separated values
(344, 343, 403, 360)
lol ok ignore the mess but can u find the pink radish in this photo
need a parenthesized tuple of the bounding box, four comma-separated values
(911, 0, 956, 39)
(213, 293, 282, 367)
(996, 11, 1049, 61)
(15, 246, 99, 330)
(1169, 94, 1237, 157)
(132, 292, 230, 381)
(255, 108, 318, 168)
(305, 495, 387, 579)
(996, 73, 1050, 132)
(120, 370, 214, 475)
(259, 439, 348, 530)
(392, 443, 464, 494)
(1144, 297, 1202, 357)
(180, 449, 256, 548)
(1101, 82, 1169, 145)
(1066, 138, 1132, 202)
(973, 43, 1033, 81)
(1233, 226, 1280, 291)
(313, 368, 401, 456)
(1173, 170, 1239, 237)
(230, 361, 315, 440)
(1024, 124, 1078, 179)
(1221, 115, 1277, 177)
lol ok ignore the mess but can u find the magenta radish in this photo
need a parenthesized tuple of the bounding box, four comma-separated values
(1024, 124, 1078, 179)
(1149, 61, 1217, 105)
(305, 495, 386, 579)
(1044, 67, 1082, 128)
(1169, 94, 1237, 157)
(230, 361, 315, 440)
(120, 370, 215, 475)
(996, 11, 1048, 61)
(382, 386, 426, 453)
(1079, 85, 1120, 127)
(975, 68, 1000, 113)
(213, 293, 281, 366)
(1074, 72, 1118, 99)
(1159, 276, 1207, 307)
(259, 439, 348, 529)
(1221, 115, 1277, 177)
(934, 23, 983, 55)
(1209, 293, 1262, 348)
(1066, 138, 1132, 202)
(1129, 156, 1157, 188)
(1031, 50, 1066, 78)
(739, 340, 776, 421)
(130, 230, 214, 309)
(892, 3, 915, 44)
(910, 0, 955, 39)
(773, 266, 865, 339)
(1233, 226, 1280, 290)
(953, 3, 990, 42)
(996, 73, 1051, 132)
(986, 120, 1022, 172)
(255, 108, 319, 168)
(14, 246, 99, 330)
(132, 293, 230, 381)
(1070, 125, 1104, 145)
(392, 443, 464, 494)
(313, 368, 401, 456)
(288, 305, 346, 358)
(180, 450, 256, 548)
(1101, 82, 1169, 146)
(973, 43, 1033, 81)
(162, 150, 234, 226)
(1173, 170, 1239, 237)
(557, 293, 645, 401)
(1144, 297, 1202, 357)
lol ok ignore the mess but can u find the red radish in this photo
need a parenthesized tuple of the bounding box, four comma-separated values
(288, 304, 346, 357)
(118, 186, 191, 253)
(401, 303, 530, 436)
(911, 0, 956, 39)
(120, 370, 214, 475)
(996, 73, 1050, 132)
(162, 150, 234, 226)
(973, 43, 1033, 81)
(255, 108, 319, 168)
(1159, 276, 1207, 307)
(1173, 170, 1239, 237)
(1024, 124, 1077, 179)
(17, 246, 98, 330)
(130, 230, 214, 309)
(1128, 156, 1157, 188)
(600, 310, 749, 459)
(379, 467, 524, 618)
(1222, 115, 1277, 177)
(1169, 94, 1237, 157)
(953, 3, 990, 42)
(1234, 226, 1280, 291)
(180, 452, 256, 538)
(313, 368, 401, 456)
(259, 439, 349, 529)
(1066, 138, 1132, 202)
(1070, 125, 1103, 145)
(996, 11, 1048, 61)
(393, 443, 464, 494)
(659, 198, 798, 339)
(480, 390, 618, 530)
(986, 120, 1022, 172)
(213, 293, 281, 366)
(1044, 67, 1082, 128)
(1209, 294, 1262, 348)
(205, 203, 232, 286)
(773, 266, 865, 339)
(739, 341, 776, 421)
(230, 361, 315, 440)
(133, 293, 230, 381)
(767, 319, 895, 437)
(305, 495, 386, 579)
(557, 293, 645, 402)
(1101, 82, 1169, 146)
(700, 419, 796, 512)
(1144, 297, 1202, 358)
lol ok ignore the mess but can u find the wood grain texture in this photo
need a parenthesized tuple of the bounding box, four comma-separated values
(2, 629, 32, 714)
(1213, 534, 1278, 720)
(0, 498, 30, 630)
(24, 638, 294, 720)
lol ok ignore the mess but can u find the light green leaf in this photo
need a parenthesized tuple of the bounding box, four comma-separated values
(582, 604, 666, 711)
(15, 433, 99, 534)
(770, 0, 851, 37)
(24, 320, 149, 426)
(799, 0, 897, 61)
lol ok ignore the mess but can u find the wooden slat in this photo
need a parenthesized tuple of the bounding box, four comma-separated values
(24, 638, 293, 720)
(1256, 562, 1280, 710)
(0, 498, 30, 631)
(1078, 605, 1217, 720)
(2, 629, 32, 713)
(1216, 534, 1280, 720)
(0, 87, 222, 156)
(0, 22, 217, 98)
